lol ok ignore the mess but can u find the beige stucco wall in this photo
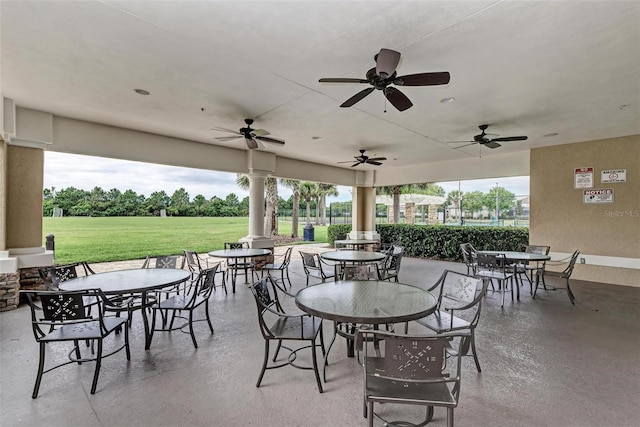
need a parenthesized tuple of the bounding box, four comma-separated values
(530, 135, 640, 286)
(6, 145, 44, 248)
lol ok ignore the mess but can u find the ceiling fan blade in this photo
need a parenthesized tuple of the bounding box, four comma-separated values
(446, 140, 474, 144)
(384, 87, 413, 111)
(452, 142, 478, 149)
(212, 127, 241, 134)
(340, 87, 375, 107)
(256, 136, 285, 145)
(366, 160, 383, 166)
(337, 160, 356, 164)
(246, 138, 259, 149)
(319, 78, 368, 83)
(376, 48, 401, 78)
(350, 162, 361, 168)
(251, 129, 270, 136)
(490, 136, 528, 142)
(484, 141, 502, 149)
(366, 157, 387, 162)
(215, 136, 242, 141)
(393, 72, 450, 86)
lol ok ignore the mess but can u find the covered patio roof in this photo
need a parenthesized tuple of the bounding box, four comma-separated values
(2, 2, 638, 185)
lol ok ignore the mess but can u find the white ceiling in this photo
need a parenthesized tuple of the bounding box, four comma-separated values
(2, 1, 639, 179)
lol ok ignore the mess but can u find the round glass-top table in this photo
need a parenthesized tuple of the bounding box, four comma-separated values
(320, 250, 387, 280)
(476, 250, 551, 301)
(59, 268, 191, 350)
(208, 248, 271, 291)
(295, 280, 436, 325)
(320, 250, 386, 264)
(477, 250, 550, 262)
(334, 239, 378, 251)
(208, 248, 272, 259)
(296, 280, 437, 366)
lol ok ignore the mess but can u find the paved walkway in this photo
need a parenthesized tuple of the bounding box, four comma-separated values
(89, 243, 332, 273)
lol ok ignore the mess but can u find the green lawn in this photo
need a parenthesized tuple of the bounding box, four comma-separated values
(43, 217, 328, 264)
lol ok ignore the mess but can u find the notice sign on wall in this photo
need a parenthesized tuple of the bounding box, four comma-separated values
(601, 169, 627, 183)
(575, 167, 594, 189)
(583, 188, 614, 204)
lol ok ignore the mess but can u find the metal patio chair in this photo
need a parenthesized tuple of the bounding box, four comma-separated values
(22, 289, 130, 398)
(356, 329, 469, 427)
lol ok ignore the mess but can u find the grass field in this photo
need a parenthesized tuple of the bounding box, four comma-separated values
(42, 217, 329, 264)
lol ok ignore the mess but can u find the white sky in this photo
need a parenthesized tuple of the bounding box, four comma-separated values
(43, 152, 529, 202)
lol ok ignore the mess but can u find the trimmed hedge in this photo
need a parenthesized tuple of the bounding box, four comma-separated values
(327, 224, 352, 245)
(327, 223, 529, 262)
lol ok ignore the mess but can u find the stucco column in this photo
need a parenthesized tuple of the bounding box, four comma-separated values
(405, 202, 416, 224)
(240, 170, 274, 249)
(349, 186, 379, 240)
(3, 144, 52, 267)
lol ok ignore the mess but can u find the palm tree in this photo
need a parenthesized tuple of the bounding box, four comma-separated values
(280, 179, 300, 237)
(317, 183, 338, 225)
(236, 174, 278, 237)
(313, 183, 322, 225)
(299, 181, 316, 225)
(377, 185, 402, 223)
(265, 178, 278, 236)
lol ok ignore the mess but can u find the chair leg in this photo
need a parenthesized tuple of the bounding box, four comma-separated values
(447, 407, 454, 427)
(188, 310, 198, 349)
(284, 268, 292, 289)
(74, 339, 82, 363)
(470, 334, 481, 372)
(149, 309, 157, 348)
(567, 278, 576, 305)
(205, 301, 214, 334)
(273, 340, 283, 362)
(319, 321, 326, 356)
(124, 321, 131, 360)
(90, 339, 103, 394)
(368, 401, 374, 427)
(256, 340, 270, 387)
(32, 342, 46, 398)
(311, 337, 323, 393)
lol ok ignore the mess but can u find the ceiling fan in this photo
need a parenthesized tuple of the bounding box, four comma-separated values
(338, 149, 387, 167)
(449, 124, 528, 149)
(319, 48, 450, 112)
(212, 118, 285, 149)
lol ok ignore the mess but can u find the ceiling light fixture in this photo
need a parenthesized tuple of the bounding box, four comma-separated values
(440, 97, 455, 104)
(134, 88, 150, 95)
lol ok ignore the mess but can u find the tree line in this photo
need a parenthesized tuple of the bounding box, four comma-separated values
(43, 186, 254, 218)
(43, 179, 522, 237)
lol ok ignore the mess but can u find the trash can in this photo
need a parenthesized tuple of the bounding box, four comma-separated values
(303, 223, 315, 241)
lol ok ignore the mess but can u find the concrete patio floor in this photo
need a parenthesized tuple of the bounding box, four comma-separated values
(1, 244, 639, 426)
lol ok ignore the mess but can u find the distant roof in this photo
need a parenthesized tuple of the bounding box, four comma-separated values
(376, 194, 447, 207)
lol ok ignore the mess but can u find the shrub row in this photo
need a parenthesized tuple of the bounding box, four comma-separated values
(327, 223, 529, 262)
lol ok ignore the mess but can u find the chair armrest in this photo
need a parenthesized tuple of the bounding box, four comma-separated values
(444, 293, 484, 312)
(261, 303, 312, 319)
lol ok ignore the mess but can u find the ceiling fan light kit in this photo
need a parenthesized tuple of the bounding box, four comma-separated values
(212, 118, 285, 150)
(448, 124, 528, 150)
(319, 48, 450, 112)
(337, 149, 387, 167)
